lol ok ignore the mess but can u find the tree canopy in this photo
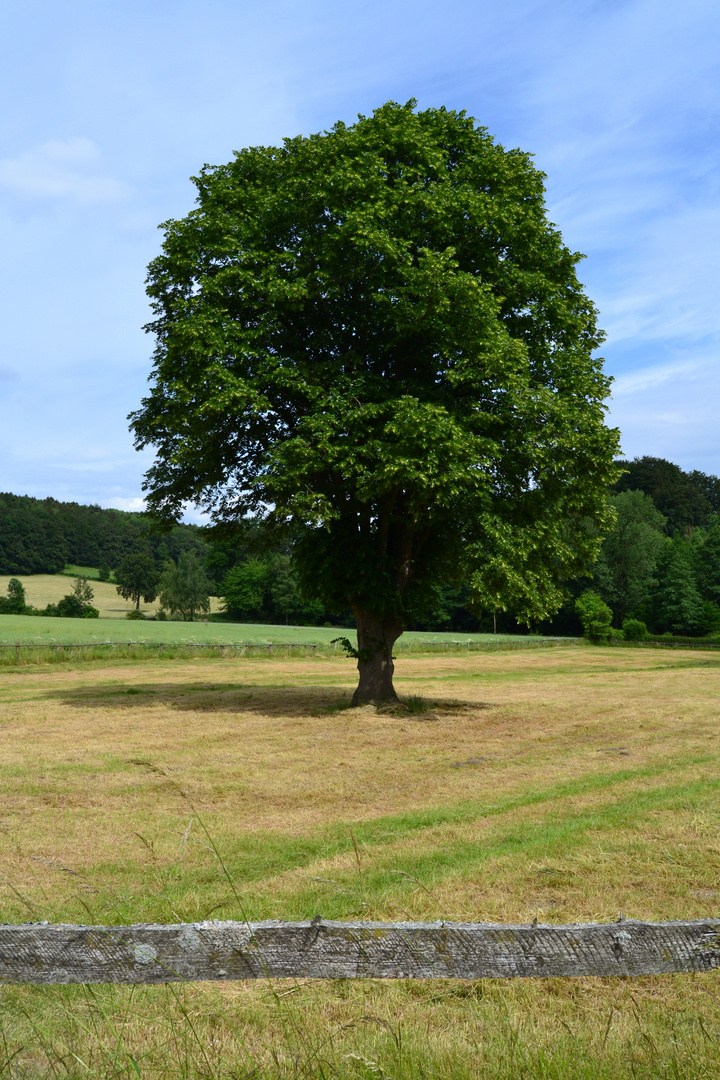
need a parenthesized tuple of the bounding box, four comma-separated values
(115, 553, 160, 610)
(592, 490, 666, 624)
(131, 100, 619, 702)
(0, 578, 26, 615)
(158, 551, 211, 622)
(614, 456, 720, 533)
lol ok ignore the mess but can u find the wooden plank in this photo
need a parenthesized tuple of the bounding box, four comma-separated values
(1, 919, 720, 984)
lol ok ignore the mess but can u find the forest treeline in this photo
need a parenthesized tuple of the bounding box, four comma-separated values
(1, 456, 720, 633)
(0, 496, 206, 578)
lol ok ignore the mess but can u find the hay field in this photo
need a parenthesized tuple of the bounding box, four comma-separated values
(1, 646, 719, 1077)
(0, 573, 225, 619)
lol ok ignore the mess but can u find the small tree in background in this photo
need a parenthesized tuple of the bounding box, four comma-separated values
(115, 553, 159, 611)
(158, 551, 211, 621)
(592, 490, 667, 624)
(268, 553, 324, 625)
(219, 558, 269, 620)
(219, 553, 324, 624)
(575, 591, 613, 642)
(56, 578, 99, 619)
(0, 578, 26, 614)
(695, 522, 720, 608)
(653, 539, 704, 635)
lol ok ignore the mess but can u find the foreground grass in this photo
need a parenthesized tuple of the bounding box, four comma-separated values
(0, 646, 718, 1077)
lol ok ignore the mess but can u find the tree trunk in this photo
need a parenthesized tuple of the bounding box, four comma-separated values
(351, 607, 404, 706)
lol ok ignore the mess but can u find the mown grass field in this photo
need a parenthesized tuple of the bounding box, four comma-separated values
(0, 574, 225, 620)
(0, 645, 718, 1077)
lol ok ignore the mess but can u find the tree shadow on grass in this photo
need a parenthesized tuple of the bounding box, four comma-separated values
(40, 680, 490, 720)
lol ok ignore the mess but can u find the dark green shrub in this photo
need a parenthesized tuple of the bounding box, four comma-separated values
(575, 591, 613, 642)
(55, 577, 99, 618)
(622, 617, 649, 640)
(126, 609, 146, 620)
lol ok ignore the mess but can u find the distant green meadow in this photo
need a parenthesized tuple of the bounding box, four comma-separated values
(0, 613, 560, 648)
(60, 564, 105, 579)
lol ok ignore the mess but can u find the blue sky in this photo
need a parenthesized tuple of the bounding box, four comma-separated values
(1, 0, 719, 515)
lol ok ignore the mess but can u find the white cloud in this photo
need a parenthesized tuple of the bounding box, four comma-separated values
(107, 497, 146, 512)
(607, 350, 720, 472)
(0, 138, 128, 204)
(611, 359, 706, 397)
(105, 497, 211, 524)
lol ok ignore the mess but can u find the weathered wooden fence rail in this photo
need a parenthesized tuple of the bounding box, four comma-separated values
(0, 641, 318, 657)
(3, 919, 719, 984)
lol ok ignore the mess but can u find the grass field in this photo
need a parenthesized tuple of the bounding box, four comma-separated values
(0, 609, 540, 648)
(0, 645, 719, 1077)
(60, 564, 110, 581)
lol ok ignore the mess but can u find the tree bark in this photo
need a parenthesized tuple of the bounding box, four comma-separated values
(351, 606, 403, 706)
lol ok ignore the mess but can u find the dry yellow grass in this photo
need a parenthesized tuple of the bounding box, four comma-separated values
(0, 573, 223, 618)
(0, 647, 718, 920)
(1, 645, 719, 1077)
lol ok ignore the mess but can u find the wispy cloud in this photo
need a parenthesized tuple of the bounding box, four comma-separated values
(611, 359, 706, 397)
(107, 497, 146, 511)
(0, 138, 128, 204)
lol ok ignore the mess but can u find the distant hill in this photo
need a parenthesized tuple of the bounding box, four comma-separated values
(0, 493, 205, 576)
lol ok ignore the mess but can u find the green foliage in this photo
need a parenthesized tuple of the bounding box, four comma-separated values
(0, 491, 206, 577)
(115, 553, 160, 610)
(652, 537, 704, 635)
(699, 599, 720, 635)
(614, 456, 720, 533)
(131, 100, 619, 635)
(696, 521, 720, 605)
(269, 552, 323, 623)
(220, 557, 269, 618)
(158, 550, 212, 621)
(53, 578, 100, 619)
(621, 617, 649, 641)
(575, 591, 613, 641)
(0, 578, 27, 615)
(125, 609, 146, 620)
(61, 564, 101, 579)
(219, 553, 324, 624)
(592, 490, 667, 623)
(98, 562, 111, 582)
(0, 493, 66, 574)
(331, 636, 360, 659)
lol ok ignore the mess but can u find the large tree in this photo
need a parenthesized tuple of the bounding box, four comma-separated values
(115, 553, 160, 611)
(131, 101, 619, 704)
(157, 551, 211, 622)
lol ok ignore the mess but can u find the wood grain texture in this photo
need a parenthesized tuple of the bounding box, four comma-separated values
(2, 919, 720, 984)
